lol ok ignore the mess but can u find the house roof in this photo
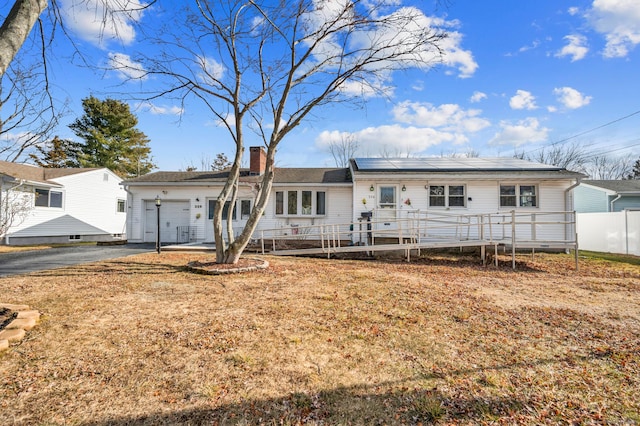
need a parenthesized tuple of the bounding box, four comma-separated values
(7, 214, 109, 238)
(124, 167, 352, 185)
(351, 157, 569, 172)
(0, 161, 98, 185)
(582, 180, 640, 194)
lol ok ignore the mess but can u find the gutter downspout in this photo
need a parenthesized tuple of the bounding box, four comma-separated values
(610, 194, 622, 212)
(564, 178, 582, 243)
(121, 183, 133, 242)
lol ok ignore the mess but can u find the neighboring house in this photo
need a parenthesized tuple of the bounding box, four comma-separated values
(574, 180, 640, 213)
(0, 161, 127, 245)
(123, 148, 585, 245)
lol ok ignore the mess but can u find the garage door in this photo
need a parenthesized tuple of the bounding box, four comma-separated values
(144, 200, 190, 243)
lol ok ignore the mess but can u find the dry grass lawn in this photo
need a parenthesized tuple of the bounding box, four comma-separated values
(0, 250, 639, 425)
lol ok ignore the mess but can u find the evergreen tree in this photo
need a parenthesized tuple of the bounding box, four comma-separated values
(626, 157, 640, 180)
(29, 136, 82, 168)
(69, 96, 155, 178)
(211, 153, 231, 171)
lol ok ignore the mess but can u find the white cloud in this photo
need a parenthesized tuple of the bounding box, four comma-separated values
(60, 0, 147, 48)
(519, 40, 540, 53)
(301, 3, 477, 97)
(108, 53, 147, 80)
(553, 86, 592, 109)
(315, 125, 463, 155)
(489, 118, 549, 147)
(138, 102, 183, 116)
(555, 34, 589, 61)
(568, 7, 581, 16)
(392, 101, 490, 133)
(509, 90, 537, 110)
(587, 0, 640, 58)
(196, 56, 226, 85)
(470, 91, 487, 103)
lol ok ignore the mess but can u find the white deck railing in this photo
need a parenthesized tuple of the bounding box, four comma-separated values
(258, 210, 578, 268)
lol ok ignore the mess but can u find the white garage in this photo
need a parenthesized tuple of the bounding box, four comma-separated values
(144, 200, 190, 243)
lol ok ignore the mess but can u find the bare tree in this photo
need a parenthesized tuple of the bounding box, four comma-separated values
(0, 0, 48, 80)
(0, 181, 32, 241)
(0, 1, 154, 162)
(328, 134, 358, 167)
(514, 142, 590, 174)
(132, 1, 446, 263)
(586, 154, 632, 180)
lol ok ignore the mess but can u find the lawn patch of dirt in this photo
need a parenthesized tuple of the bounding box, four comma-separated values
(0, 251, 638, 424)
(186, 257, 269, 274)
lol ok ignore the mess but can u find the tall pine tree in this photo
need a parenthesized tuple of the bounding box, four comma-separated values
(69, 96, 155, 178)
(29, 136, 82, 168)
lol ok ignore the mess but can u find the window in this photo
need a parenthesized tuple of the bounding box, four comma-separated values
(35, 188, 63, 208)
(208, 200, 236, 220)
(316, 192, 326, 215)
(301, 191, 312, 215)
(379, 186, 396, 209)
(275, 192, 284, 215)
(117, 199, 126, 213)
(500, 184, 537, 208)
(69, 235, 81, 241)
(428, 185, 466, 208)
(240, 200, 251, 220)
(275, 190, 327, 216)
(288, 191, 298, 215)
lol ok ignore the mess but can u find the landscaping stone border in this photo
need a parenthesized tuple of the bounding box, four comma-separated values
(186, 258, 269, 275)
(0, 304, 41, 353)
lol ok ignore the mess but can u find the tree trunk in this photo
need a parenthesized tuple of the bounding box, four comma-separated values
(0, 0, 48, 79)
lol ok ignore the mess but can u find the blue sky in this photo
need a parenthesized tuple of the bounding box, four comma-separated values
(11, 0, 640, 171)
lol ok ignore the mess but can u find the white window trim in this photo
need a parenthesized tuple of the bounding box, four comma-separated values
(34, 188, 64, 209)
(427, 184, 467, 208)
(378, 185, 397, 209)
(116, 198, 126, 213)
(275, 190, 327, 217)
(499, 183, 539, 209)
(208, 198, 253, 221)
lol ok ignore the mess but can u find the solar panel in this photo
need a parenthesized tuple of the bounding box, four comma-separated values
(353, 157, 562, 171)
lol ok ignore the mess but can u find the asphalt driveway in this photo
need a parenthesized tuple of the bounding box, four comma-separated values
(0, 244, 155, 277)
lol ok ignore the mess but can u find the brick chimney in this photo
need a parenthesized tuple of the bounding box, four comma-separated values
(249, 146, 266, 175)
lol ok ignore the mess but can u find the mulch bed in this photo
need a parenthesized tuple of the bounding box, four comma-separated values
(0, 307, 16, 332)
(186, 257, 269, 275)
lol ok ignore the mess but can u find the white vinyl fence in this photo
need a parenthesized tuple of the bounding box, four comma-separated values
(576, 211, 640, 256)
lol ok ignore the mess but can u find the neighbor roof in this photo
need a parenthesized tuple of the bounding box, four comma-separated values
(0, 161, 98, 185)
(351, 157, 567, 172)
(124, 168, 352, 185)
(582, 180, 640, 194)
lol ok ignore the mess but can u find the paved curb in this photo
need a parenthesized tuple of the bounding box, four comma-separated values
(0, 304, 40, 353)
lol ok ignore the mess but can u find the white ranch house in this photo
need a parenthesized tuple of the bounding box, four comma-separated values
(123, 147, 585, 255)
(0, 161, 127, 245)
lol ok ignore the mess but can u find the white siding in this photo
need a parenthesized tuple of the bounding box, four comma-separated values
(6, 169, 127, 240)
(126, 185, 230, 243)
(352, 177, 575, 242)
(126, 183, 353, 243)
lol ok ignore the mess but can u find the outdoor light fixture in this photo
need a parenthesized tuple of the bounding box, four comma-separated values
(155, 195, 162, 253)
(195, 197, 200, 202)
(370, 185, 374, 191)
(402, 185, 406, 192)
